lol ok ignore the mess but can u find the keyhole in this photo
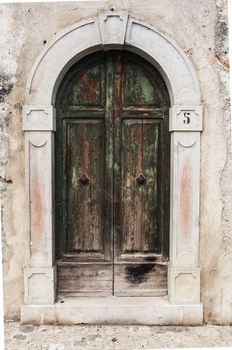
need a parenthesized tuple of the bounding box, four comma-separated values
(79, 175, 89, 185)
(136, 174, 147, 186)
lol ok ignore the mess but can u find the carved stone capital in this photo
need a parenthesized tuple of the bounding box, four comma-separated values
(168, 266, 200, 305)
(23, 105, 56, 131)
(169, 105, 203, 131)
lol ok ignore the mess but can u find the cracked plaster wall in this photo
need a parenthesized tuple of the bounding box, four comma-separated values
(0, 0, 231, 323)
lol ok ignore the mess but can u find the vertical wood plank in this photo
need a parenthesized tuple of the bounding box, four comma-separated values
(65, 119, 105, 253)
(113, 52, 123, 268)
(120, 119, 160, 254)
(104, 52, 114, 262)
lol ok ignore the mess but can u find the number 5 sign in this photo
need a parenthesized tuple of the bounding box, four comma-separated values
(169, 105, 203, 131)
(183, 112, 191, 124)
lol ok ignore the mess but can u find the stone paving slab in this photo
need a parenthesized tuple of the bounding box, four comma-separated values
(4, 322, 232, 350)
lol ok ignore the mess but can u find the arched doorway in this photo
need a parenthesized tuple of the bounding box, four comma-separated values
(22, 12, 203, 324)
(55, 50, 170, 296)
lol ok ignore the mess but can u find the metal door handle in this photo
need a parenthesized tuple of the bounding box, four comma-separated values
(136, 174, 147, 185)
(79, 175, 89, 185)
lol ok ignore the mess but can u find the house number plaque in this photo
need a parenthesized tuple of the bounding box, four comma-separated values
(169, 105, 203, 131)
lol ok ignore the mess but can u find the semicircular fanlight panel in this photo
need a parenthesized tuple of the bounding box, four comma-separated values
(67, 64, 103, 107)
(122, 64, 163, 108)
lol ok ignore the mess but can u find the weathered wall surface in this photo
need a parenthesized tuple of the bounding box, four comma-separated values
(0, 0, 231, 323)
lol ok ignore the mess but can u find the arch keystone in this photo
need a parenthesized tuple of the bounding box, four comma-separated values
(98, 11, 128, 46)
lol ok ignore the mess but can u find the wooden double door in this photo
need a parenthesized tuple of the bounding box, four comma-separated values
(55, 51, 170, 296)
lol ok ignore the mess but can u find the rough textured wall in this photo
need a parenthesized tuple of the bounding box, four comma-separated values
(0, 0, 231, 323)
(200, 0, 231, 324)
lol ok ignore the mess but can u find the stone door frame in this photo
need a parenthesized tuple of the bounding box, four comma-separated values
(21, 11, 203, 324)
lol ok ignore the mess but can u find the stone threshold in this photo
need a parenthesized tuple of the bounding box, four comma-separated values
(21, 296, 203, 325)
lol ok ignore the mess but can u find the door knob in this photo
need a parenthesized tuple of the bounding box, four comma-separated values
(136, 174, 147, 185)
(79, 174, 89, 185)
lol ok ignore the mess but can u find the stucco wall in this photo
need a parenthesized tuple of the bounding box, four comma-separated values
(0, 0, 231, 323)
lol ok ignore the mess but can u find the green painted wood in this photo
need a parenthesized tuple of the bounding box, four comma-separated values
(55, 50, 170, 295)
(104, 53, 114, 262)
(112, 52, 123, 271)
(65, 119, 105, 253)
(123, 64, 161, 106)
(67, 65, 102, 106)
(120, 119, 160, 254)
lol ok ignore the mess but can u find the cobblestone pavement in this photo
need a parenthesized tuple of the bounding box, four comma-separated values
(4, 322, 232, 350)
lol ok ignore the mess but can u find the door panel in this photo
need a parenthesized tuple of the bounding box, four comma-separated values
(67, 65, 103, 106)
(64, 119, 105, 255)
(55, 51, 170, 297)
(57, 263, 113, 296)
(120, 119, 160, 255)
(113, 264, 167, 296)
(122, 63, 162, 107)
(113, 116, 167, 296)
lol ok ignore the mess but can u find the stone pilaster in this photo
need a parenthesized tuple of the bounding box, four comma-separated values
(23, 106, 56, 305)
(168, 105, 203, 304)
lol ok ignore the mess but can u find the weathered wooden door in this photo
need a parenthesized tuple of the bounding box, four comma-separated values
(55, 51, 170, 297)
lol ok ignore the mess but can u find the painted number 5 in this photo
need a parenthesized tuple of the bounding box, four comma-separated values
(183, 112, 191, 124)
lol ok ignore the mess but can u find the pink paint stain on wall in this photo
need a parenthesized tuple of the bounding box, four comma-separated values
(31, 167, 45, 253)
(180, 158, 193, 239)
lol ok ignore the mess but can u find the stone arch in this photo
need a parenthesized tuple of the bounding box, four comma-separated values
(24, 12, 200, 108)
(22, 11, 203, 325)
